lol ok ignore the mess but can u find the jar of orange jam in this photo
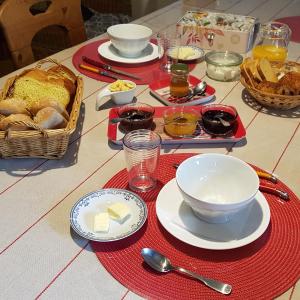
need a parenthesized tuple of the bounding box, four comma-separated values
(252, 21, 291, 62)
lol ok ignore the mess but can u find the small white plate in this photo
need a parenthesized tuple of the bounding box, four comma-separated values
(98, 41, 159, 64)
(156, 179, 270, 250)
(70, 189, 147, 242)
(168, 45, 205, 62)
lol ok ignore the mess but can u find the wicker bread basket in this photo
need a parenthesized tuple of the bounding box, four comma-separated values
(0, 60, 83, 159)
(240, 60, 300, 110)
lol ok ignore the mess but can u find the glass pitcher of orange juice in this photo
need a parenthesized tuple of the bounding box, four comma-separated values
(252, 21, 291, 62)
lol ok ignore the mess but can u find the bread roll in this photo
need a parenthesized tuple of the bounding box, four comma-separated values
(0, 98, 30, 116)
(34, 107, 68, 129)
(0, 114, 34, 131)
(12, 69, 75, 108)
(29, 97, 69, 120)
(279, 71, 300, 95)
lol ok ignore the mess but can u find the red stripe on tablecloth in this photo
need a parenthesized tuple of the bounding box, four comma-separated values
(0, 150, 121, 255)
(34, 241, 89, 300)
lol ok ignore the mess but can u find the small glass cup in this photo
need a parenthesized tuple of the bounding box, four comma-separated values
(123, 129, 161, 192)
(157, 31, 180, 73)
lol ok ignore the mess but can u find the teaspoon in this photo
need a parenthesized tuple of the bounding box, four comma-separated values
(141, 248, 232, 295)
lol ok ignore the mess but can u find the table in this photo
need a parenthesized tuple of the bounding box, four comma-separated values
(0, 0, 299, 299)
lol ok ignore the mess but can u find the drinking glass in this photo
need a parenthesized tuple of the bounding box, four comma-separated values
(157, 31, 180, 72)
(123, 129, 161, 192)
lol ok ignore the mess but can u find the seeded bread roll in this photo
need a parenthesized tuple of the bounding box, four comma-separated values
(34, 107, 68, 129)
(0, 98, 30, 116)
(29, 97, 69, 120)
(0, 114, 34, 131)
(12, 69, 75, 108)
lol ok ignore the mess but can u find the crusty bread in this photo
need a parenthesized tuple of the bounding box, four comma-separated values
(29, 97, 69, 120)
(12, 69, 75, 108)
(256, 81, 280, 94)
(0, 114, 34, 131)
(48, 65, 77, 84)
(34, 107, 68, 129)
(240, 59, 256, 88)
(279, 71, 300, 95)
(0, 98, 30, 116)
(257, 58, 278, 83)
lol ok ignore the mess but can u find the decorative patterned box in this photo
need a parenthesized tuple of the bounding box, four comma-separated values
(176, 11, 257, 53)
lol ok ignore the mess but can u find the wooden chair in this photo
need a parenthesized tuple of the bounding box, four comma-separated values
(0, 0, 87, 68)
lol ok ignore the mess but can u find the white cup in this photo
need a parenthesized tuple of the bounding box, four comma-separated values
(96, 80, 136, 110)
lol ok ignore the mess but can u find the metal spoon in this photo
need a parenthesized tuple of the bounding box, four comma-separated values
(110, 112, 139, 124)
(214, 115, 231, 127)
(185, 81, 207, 101)
(141, 248, 232, 295)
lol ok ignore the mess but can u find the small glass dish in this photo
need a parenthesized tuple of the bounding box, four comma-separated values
(163, 106, 200, 137)
(201, 104, 238, 136)
(205, 51, 243, 81)
(118, 102, 155, 132)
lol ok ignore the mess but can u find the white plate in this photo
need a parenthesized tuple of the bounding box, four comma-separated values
(156, 179, 270, 250)
(168, 45, 205, 62)
(70, 189, 147, 242)
(98, 41, 159, 64)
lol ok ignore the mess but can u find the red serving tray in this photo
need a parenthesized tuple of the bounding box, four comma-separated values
(107, 106, 246, 145)
(149, 75, 215, 106)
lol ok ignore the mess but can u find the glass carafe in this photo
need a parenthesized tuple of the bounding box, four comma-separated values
(252, 21, 291, 62)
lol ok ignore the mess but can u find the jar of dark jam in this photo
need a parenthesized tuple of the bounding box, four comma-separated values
(118, 102, 155, 132)
(201, 104, 238, 135)
(170, 63, 190, 98)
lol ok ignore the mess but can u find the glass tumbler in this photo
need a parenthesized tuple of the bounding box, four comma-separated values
(123, 129, 161, 192)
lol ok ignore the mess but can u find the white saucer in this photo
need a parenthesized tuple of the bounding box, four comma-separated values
(168, 45, 205, 62)
(98, 41, 159, 64)
(70, 189, 147, 242)
(156, 179, 270, 250)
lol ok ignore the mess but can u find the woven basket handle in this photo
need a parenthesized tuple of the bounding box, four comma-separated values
(35, 58, 61, 70)
(4, 121, 48, 139)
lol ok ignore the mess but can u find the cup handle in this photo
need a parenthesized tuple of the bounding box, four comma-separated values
(96, 88, 112, 111)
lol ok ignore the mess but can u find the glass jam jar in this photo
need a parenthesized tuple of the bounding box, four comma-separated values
(170, 63, 189, 98)
(252, 21, 291, 62)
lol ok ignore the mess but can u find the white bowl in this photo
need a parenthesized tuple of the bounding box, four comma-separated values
(107, 24, 152, 58)
(176, 154, 259, 223)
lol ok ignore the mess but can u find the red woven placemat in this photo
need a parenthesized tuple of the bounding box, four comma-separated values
(72, 39, 196, 85)
(275, 16, 300, 43)
(91, 153, 300, 300)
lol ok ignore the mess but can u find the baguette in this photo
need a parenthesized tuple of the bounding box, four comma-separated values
(34, 107, 68, 129)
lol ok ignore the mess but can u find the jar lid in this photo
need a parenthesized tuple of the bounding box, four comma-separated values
(205, 51, 243, 67)
(171, 63, 189, 73)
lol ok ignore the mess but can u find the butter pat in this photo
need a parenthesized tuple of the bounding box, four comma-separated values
(94, 212, 110, 232)
(108, 202, 131, 223)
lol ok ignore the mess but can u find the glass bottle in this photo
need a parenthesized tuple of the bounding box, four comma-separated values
(252, 21, 291, 62)
(170, 63, 189, 97)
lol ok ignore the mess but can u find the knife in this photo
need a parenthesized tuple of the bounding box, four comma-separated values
(79, 64, 120, 80)
(82, 56, 141, 80)
(259, 185, 289, 201)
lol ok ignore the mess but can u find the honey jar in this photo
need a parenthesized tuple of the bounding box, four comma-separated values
(170, 63, 189, 97)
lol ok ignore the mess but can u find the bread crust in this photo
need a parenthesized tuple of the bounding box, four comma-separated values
(0, 98, 30, 116)
(34, 107, 68, 129)
(0, 114, 34, 131)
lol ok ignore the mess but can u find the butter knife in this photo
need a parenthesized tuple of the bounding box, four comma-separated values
(259, 185, 289, 201)
(79, 64, 120, 80)
(82, 56, 141, 80)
